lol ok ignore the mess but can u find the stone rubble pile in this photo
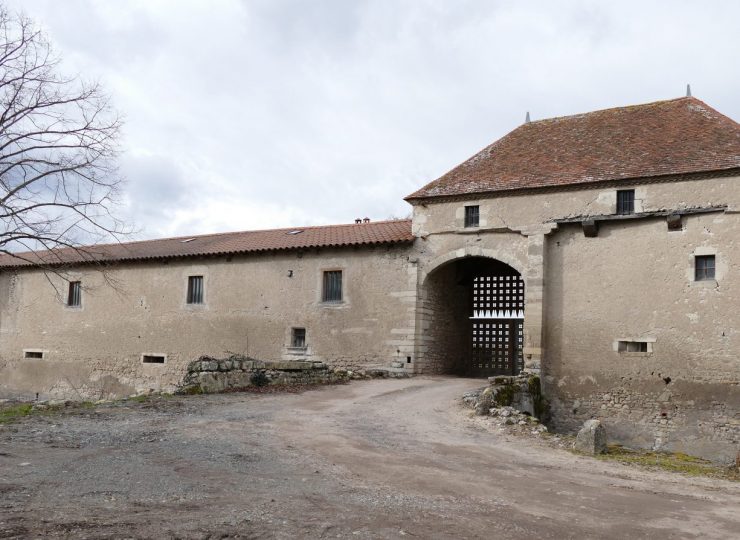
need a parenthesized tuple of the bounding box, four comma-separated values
(462, 377, 549, 436)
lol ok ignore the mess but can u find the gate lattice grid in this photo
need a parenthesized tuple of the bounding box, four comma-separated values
(470, 274, 525, 376)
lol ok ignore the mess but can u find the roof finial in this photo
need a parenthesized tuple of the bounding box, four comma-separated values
(525, 111, 531, 124)
(686, 84, 692, 97)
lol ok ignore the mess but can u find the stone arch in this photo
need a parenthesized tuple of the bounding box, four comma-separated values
(414, 253, 526, 376)
(420, 247, 526, 289)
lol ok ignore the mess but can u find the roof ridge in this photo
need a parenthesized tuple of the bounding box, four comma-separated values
(526, 96, 694, 125)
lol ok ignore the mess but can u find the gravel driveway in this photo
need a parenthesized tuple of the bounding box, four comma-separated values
(1, 376, 738, 539)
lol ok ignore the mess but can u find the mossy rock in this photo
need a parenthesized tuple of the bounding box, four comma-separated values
(493, 384, 517, 407)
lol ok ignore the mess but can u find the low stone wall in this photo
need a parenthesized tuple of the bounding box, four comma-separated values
(178, 356, 344, 393)
(178, 355, 409, 394)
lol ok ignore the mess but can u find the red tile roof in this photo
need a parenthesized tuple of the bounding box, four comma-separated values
(0, 219, 414, 269)
(407, 97, 740, 201)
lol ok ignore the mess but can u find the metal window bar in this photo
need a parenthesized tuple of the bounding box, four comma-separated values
(292, 328, 306, 348)
(187, 276, 204, 304)
(322, 271, 342, 302)
(67, 281, 81, 307)
(464, 205, 480, 227)
(616, 190, 635, 215)
(694, 255, 715, 281)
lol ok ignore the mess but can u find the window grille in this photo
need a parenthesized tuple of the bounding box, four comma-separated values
(464, 205, 480, 227)
(322, 271, 342, 302)
(67, 281, 81, 307)
(695, 255, 715, 281)
(187, 275, 204, 304)
(291, 328, 306, 348)
(616, 189, 635, 215)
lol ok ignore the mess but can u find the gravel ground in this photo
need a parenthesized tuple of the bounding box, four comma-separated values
(1, 376, 738, 539)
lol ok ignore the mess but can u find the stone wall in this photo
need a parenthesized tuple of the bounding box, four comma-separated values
(0, 244, 417, 400)
(179, 356, 350, 393)
(543, 212, 740, 463)
(416, 261, 469, 373)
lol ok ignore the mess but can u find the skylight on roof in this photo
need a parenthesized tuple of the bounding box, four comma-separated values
(287, 230, 304, 235)
(180, 238, 196, 243)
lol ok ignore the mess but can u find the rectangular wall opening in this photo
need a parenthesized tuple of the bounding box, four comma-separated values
(142, 354, 166, 364)
(24, 350, 44, 359)
(617, 340, 650, 353)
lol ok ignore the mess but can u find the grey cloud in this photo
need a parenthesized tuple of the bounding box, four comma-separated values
(6, 0, 740, 240)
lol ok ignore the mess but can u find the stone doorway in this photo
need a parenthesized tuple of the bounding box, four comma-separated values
(419, 256, 525, 377)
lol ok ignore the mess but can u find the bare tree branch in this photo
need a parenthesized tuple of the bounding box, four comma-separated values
(0, 6, 129, 274)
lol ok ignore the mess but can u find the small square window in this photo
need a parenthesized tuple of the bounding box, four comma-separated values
(695, 255, 715, 281)
(322, 271, 342, 302)
(291, 328, 306, 348)
(187, 276, 204, 304)
(616, 189, 635, 215)
(67, 281, 81, 307)
(464, 205, 480, 228)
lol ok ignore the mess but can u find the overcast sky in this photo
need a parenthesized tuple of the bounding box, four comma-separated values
(6, 0, 740, 240)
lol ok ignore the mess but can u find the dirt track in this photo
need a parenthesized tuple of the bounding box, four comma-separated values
(1, 376, 739, 539)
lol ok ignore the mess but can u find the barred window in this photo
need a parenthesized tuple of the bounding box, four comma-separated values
(322, 270, 342, 302)
(67, 281, 81, 307)
(187, 275, 204, 304)
(291, 328, 306, 348)
(616, 189, 635, 215)
(695, 255, 715, 281)
(464, 205, 480, 228)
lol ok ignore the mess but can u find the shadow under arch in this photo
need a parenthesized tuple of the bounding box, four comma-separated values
(417, 255, 525, 377)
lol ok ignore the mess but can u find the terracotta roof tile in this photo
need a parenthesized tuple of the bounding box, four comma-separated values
(407, 97, 740, 200)
(0, 219, 414, 269)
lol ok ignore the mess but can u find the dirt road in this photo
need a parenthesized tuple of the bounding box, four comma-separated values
(1, 376, 738, 539)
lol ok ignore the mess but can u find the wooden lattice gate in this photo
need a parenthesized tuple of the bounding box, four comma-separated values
(469, 274, 525, 377)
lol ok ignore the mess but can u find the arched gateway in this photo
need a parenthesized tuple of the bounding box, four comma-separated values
(418, 256, 525, 377)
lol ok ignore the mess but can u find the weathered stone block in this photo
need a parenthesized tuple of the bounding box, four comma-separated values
(574, 419, 608, 454)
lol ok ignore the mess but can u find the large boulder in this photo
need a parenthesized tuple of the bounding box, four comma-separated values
(574, 419, 608, 454)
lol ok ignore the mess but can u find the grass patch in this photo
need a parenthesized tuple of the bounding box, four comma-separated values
(596, 444, 739, 480)
(0, 403, 34, 424)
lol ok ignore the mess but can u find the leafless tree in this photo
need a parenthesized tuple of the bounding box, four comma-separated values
(0, 7, 125, 268)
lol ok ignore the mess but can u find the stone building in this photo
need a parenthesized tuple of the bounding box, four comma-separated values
(1, 96, 738, 461)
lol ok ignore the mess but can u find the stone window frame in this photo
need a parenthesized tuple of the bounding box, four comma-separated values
(66, 280, 82, 308)
(23, 348, 47, 359)
(688, 247, 720, 288)
(455, 200, 486, 231)
(613, 338, 655, 357)
(464, 205, 480, 228)
(61, 272, 85, 312)
(182, 266, 209, 310)
(290, 327, 307, 349)
(318, 266, 348, 307)
(141, 353, 167, 365)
